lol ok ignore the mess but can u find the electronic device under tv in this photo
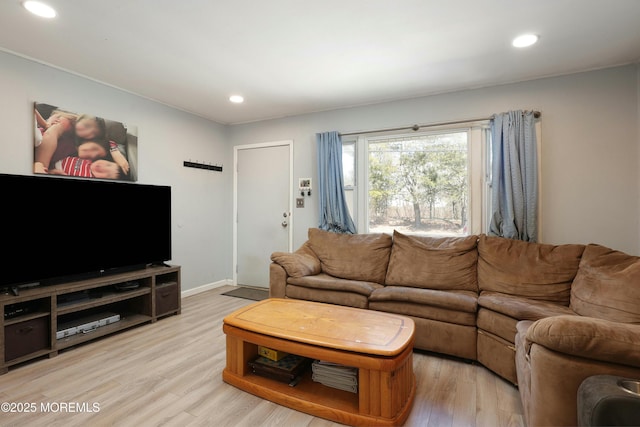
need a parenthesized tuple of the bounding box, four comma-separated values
(1, 173, 171, 294)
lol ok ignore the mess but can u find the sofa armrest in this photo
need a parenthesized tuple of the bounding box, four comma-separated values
(270, 242, 321, 278)
(269, 263, 287, 298)
(526, 315, 640, 368)
(269, 242, 321, 298)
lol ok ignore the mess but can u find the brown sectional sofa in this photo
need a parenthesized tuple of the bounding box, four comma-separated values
(269, 228, 640, 426)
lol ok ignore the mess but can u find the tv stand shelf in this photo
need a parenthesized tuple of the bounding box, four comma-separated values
(0, 265, 180, 374)
(57, 287, 151, 316)
(4, 311, 50, 326)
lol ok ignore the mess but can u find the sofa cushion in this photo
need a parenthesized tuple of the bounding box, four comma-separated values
(307, 228, 392, 283)
(478, 235, 585, 304)
(369, 286, 477, 313)
(570, 244, 640, 323)
(286, 273, 383, 296)
(270, 242, 321, 278)
(368, 300, 477, 326)
(285, 285, 370, 309)
(385, 231, 478, 291)
(478, 308, 519, 343)
(478, 292, 577, 321)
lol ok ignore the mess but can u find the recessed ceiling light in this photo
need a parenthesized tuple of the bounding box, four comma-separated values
(512, 34, 539, 48)
(229, 95, 244, 104)
(22, 1, 57, 18)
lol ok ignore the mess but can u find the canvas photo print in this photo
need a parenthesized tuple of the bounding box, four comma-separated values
(33, 102, 138, 181)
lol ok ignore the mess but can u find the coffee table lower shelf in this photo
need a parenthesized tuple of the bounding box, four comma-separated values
(223, 369, 361, 419)
(222, 325, 415, 426)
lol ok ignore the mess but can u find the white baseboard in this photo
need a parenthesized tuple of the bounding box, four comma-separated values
(181, 279, 232, 298)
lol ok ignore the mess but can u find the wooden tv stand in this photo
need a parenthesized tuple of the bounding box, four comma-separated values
(0, 265, 180, 374)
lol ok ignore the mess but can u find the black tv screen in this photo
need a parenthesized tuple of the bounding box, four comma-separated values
(1, 173, 171, 289)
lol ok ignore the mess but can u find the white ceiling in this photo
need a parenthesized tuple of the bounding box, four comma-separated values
(1, 0, 640, 125)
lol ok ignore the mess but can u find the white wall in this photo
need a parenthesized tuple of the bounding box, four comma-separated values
(229, 65, 640, 255)
(0, 51, 234, 290)
(2, 50, 638, 294)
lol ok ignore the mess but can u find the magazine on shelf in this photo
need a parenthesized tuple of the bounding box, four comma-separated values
(311, 360, 359, 393)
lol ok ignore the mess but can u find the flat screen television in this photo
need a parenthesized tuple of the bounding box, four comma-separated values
(1, 173, 171, 291)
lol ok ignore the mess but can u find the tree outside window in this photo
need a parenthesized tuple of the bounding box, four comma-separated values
(368, 132, 468, 237)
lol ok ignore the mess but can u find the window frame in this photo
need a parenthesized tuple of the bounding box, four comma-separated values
(343, 120, 491, 236)
(341, 139, 357, 222)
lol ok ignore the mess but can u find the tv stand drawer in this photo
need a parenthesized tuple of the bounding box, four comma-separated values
(156, 282, 179, 317)
(5, 317, 49, 361)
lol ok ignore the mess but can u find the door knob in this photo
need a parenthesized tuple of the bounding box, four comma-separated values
(281, 220, 288, 227)
(283, 212, 289, 218)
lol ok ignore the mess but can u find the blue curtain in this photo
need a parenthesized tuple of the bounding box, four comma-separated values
(489, 110, 538, 241)
(316, 131, 357, 234)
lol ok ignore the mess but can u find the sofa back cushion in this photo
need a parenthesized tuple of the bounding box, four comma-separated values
(307, 228, 392, 283)
(570, 244, 640, 323)
(385, 231, 478, 291)
(478, 235, 585, 304)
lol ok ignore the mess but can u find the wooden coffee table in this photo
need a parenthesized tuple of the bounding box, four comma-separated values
(222, 298, 416, 426)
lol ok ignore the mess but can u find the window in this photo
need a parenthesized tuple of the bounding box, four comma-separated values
(343, 122, 489, 237)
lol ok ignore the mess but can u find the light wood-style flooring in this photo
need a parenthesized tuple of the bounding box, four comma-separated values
(0, 286, 525, 426)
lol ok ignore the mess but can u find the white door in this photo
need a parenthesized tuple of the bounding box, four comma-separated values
(234, 141, 292, 288)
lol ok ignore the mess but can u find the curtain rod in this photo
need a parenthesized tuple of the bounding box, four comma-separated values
(340, 110, 541, 137)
